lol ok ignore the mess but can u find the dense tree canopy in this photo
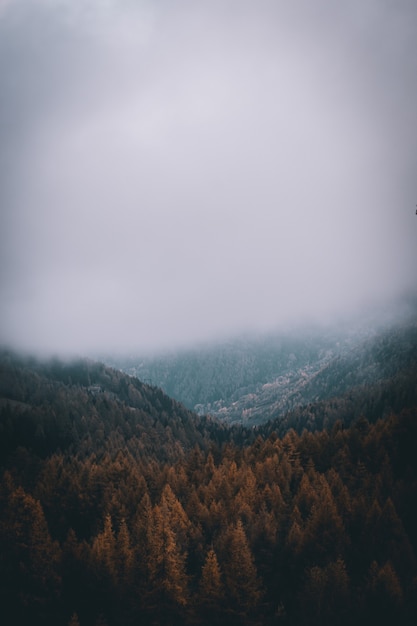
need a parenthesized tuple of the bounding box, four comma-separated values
(0, 352, 416, 625)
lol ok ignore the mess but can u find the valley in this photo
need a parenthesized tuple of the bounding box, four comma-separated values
(1, 304, 416, 626)
(107, 305, 417, 427)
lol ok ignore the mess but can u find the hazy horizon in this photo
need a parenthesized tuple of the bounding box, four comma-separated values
(1, 0, 416, 357)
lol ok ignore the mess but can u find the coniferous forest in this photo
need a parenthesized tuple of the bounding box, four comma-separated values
(1, 350, 417, 626)
(2, 1, 417, 624)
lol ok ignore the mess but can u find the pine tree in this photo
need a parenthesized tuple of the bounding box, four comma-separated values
(222, 520, 262, 619)
(146, 503, 189, 618)
(286, 515, 304, 557)
(365, 560, 405, 623)
(115, 518, 134, 589)
(91, 513, 116, 585)
(303, 475, 347, 564)
(294, 472, 318, 521)
(160, 483, 191, 547)
(301, 565, 327, 624)
(0, 486, 61, 622)
(300, 559, 350, 626)
(161, 518, 189, 608)
(198, 548, 224, 604)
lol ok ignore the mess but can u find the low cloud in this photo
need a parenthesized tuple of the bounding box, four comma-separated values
(1, 0, 416, 355)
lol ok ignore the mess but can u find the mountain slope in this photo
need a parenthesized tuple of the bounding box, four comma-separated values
(107, 325, 366, 416)
(0, 352, 229, 465)
(0, 350, 416, 626)
(107, 311, 417, 426)
(230, 316, 417, 427)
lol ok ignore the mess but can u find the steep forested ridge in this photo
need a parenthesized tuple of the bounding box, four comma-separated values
(0, 353, 229, 463)
(107, 314, 417, 425)
(254, 318, 417, 438)
(0, 350, 417, 626)
(106, 326, 363, 419)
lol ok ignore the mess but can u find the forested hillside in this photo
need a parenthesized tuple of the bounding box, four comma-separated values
(107, 313, 417, 426)
(0, 353, 229, 463)
(0, 352, 417, 625)
(107, 326, 357, 412)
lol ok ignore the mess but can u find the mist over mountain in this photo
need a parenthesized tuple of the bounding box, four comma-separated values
(106, 301, 417, 426)
(1, 0, 416, 356)
(1, 1, 417, 623)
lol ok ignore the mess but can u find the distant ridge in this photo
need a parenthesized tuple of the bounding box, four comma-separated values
(106, 308, 417, 427)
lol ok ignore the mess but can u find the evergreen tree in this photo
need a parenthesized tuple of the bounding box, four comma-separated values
(199, 548, 224, 606)
(145, 504, 189, 622)
(197, 547, 225, 616)
(365, 560, 405, 625)
(115, 518, 134, 590)
(91, 513, 116, 585)
(222, 519, 262, 622)
(0, 486, 61, 625)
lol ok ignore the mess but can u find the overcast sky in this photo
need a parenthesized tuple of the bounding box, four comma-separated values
(1, 0, 416, 355)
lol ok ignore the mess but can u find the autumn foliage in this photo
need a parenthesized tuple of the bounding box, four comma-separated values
(0, 355, 416, 625)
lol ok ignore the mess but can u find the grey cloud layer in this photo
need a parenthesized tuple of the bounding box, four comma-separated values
(1, 0, 416, 354)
